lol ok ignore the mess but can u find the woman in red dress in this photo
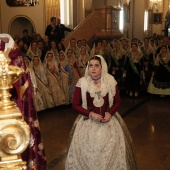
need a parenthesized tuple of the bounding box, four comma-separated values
(65, 55, 137, 170)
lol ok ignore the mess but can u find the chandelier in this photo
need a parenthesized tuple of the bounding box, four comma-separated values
(16, 0, 39, 6)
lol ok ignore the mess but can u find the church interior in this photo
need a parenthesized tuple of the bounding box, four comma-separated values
(0, 0, 170, 170)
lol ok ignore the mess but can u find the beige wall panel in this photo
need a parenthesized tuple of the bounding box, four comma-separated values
(0, 0, 45, 39)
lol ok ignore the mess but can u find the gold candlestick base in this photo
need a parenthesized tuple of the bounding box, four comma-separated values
(0, 159, 27, 170)
(0, 36, 30, 170)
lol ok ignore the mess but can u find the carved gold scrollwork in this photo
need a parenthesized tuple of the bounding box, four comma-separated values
(0, 34, 30, 169)
(0, 120, 30, 155)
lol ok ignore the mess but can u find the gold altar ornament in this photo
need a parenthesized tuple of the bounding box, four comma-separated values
(0, 35, 30, 170)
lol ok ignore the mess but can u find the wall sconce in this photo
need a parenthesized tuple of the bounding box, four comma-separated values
(149, 0, 162, 12)
(120, 0, 130, 6)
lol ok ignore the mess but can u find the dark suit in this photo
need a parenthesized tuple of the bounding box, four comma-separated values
(45, 24, 58, 42)
(56, 24, 71, 42)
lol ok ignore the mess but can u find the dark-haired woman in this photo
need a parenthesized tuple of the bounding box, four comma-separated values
(90, 40, 103, 58)
(124, 42, 143, 97)
(109, 40, 126, 92)
(148, 45, 170, 96)
(140, 38, 154, 89)
(66, 48, 81, 103)
(65, 55, 137, 170)
(43, 51, 66, 106)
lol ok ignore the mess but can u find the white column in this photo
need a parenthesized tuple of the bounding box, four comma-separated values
(60, 0, 71, 27)
(77, 0, 85, 24)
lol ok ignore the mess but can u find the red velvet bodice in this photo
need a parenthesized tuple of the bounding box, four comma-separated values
(86, 92, 109, 117)
(72, 85, 121, 118)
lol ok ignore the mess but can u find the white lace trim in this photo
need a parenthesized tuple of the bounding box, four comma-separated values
(76, 74, 117, 109)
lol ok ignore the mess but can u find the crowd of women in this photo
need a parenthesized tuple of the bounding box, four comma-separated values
(14, 32, 170, 112)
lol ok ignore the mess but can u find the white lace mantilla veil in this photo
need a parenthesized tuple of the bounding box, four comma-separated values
(0, 33, 14, 56)
(76, 55, 117, 109)
(43, 51, 59, 73)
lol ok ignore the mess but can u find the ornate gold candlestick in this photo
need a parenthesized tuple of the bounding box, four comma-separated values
(0, 50, 30, 169)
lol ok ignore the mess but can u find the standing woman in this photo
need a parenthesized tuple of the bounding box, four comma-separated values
(124, 42, 143, 97)
(65, 55, 137, 170)
(44, 51, 66, 106)
(31, 56, 54, 110)
(58, 51, 72, 104)
(122, 38, 131, 57)
(102, 39, 112, 68)
(148, 45, 170, 96)
(140, 38, 155, 88)
(109, 40, 126, 92)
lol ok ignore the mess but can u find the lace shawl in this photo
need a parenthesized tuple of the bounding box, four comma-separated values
(76, 55, 117, 109)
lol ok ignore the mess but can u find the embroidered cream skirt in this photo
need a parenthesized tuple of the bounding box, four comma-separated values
(65, 112, 137, 170)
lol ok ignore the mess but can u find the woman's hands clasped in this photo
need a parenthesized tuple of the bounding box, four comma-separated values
(89, 112, 103, 122)
(89, 112, 111, 123)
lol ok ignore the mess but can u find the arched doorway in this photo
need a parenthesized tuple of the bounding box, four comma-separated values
(9, 16, 35, 39)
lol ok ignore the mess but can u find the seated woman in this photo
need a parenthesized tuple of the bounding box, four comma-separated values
(58, 51, 73, 104)
(44, 51, 66, 106)
(148, 45, 170, 96)
(90, 40, 103, 58)
(24, 57, 45, 112)
(78, 46, 90, 77)
(57, 42, 66, 52)
(65, 55, 137, 170)
(26, 40, 42, 61)
(66, 38, 80, 59)
(49, 40, 59, 62)
(31, 56, 54, 110)
(66, 48, 81, 103)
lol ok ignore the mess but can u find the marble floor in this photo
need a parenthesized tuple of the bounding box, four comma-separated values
(38, 93, 170, 170)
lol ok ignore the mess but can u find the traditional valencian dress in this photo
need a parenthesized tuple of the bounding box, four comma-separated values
(26, 41, 42, 61)
(148, 50, 170, 95)
(90, 41, 103, 58)
(140, 44, 154, 85)
(65, 55, 137, 170)
(78, 46, 90, 77)
(66, 50, 81, 103)
(125, 50, 143, 94)
(31, 56, 54, 110)
(24, 57, 45, 112)
(44, 51, 66, 106)
(109, 43, 126, 91)
(58, 51, 72, 104)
